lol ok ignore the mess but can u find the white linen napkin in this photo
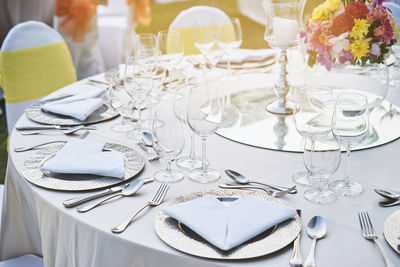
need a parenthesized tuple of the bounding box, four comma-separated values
(219, 49, 276, 64)
(164, 195, 296, 251)
(41, 139, 125, 179)
(41, 87, 106, 121)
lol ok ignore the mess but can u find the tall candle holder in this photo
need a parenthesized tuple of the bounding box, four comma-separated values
(262, 0, 299, 115)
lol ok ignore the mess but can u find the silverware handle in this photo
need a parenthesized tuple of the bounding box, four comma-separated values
(218, 184, 272, 194)
(373, 239, 396, 267)
(111, 203, 150, 233)
(289, 234, 302, 267)
(16, 126, 59, 130)
(250, 181, 297, 194)
(63, 188, 116, 208)
(14, 140, 67, 152)
(77, 193, 122, 213)
(20, 130, 58, 135)
(303, 238, 317, 267)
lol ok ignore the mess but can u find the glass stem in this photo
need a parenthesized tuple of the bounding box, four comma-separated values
(189, 132, 196, 160)
(344, 147, 351, 185)
(202, 53, 208, 83)
(166, 159, 172, 172)
(227, 49, 232, 78)
(201, 136, 207, 172)
(135, 102, 142, 130)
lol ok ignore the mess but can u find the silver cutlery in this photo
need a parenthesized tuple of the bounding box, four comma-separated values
(16, 125, 96, 131)
(289, 209, 303, 267)
(111, 183, 170, 234)
(63, 178, 154, 208)
(136, 142, 160, 163)
(218, 183, 296, 198)
(374, 189, 400, 200)
(358, 212, 395, 267)
(225, 169, 297, 194)
(77, 179, 146, 213)
(303, 216, 326, 267)
(14, 140, 67, 152)
(142, 131, 161, 154)
(20, 125, 85, 135)
(379, 199, 400, 207)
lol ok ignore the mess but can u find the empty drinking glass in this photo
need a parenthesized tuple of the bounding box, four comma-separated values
(329, 93, 369, 197)
(152, 108, 185, 183)
(107, 84, 134, 132)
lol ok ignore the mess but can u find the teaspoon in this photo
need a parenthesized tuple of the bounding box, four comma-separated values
(374, 189, 400, 200)
(303, 216, 327, 267)
(379, 199, 400, 207)
(225, 169, 297, 194)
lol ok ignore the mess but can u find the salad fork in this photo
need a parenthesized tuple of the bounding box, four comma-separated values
(358, 212, 395, 267)
(111, 183, 170, 233)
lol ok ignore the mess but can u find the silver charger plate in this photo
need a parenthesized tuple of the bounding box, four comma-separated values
(154, 189, 301, 260)
(25, 99, 119, 126)
(22, 143, 145, 192)
(383, 209, 400, 254)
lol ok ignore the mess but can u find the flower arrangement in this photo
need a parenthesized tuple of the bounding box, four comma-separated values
(302, 0, 397, 70)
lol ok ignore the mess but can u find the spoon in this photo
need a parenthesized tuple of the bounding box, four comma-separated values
(77, 179, 145, 213)
(20, 125, 84, 135)
(225, 169, 297, 194)
(379, 199, 400, 207)
(142, 131, 172, 153)
(218, 183, 296, 198)
(303, 216, 327, 267)
(374, 189, 400, 200)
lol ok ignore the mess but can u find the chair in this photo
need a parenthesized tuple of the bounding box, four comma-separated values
(169, 6, 230, 55)
(0, 21, 77, 134)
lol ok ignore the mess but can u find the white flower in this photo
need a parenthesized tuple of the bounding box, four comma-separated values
(329, 32, 349, 59)
(370, 43, 381, 57)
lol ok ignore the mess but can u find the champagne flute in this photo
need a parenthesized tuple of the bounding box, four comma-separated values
(152, 108, 185, 183)
(157, 30, 184, 100)
(187, 82, 223, 183)
(173, 83, 202, 170)
(217, 17, 242, 81)
(329, 93, 369, 197)
(107, 83, 134, 132)
(303, 137, 340, 204)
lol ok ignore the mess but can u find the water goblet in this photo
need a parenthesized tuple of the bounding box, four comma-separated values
(303, 137, 340, 205)
(329, 93, 369, 197)
(187, 82, 223, 183)
(152, 108, 185, 183)
(136, 33, 157, 54)
(107, 83, 134, 132)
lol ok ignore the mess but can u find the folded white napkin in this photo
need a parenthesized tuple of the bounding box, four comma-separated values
(41, 87, 106, 121)
(164, 195, 296, 251)
(41, 139, 125, 179)
(219, 49, 276, 64)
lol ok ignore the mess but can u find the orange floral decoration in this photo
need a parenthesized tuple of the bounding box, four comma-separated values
(55, 0, 97, 42)
(126, 0, 152, 26)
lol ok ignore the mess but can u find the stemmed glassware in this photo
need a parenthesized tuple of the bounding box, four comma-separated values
(107, 80, 134, 132)
(187, 82, 223, 183)
(329, 93, 369, 197)
(303, 138, 341, 204)
(152, 108, 185, 183)
(217, 17, 242, 81)
(157, 30, 184, 99)
(262, 0, 299, 115)
(136, 33, 157, 54)
(173, 83, 202, 170)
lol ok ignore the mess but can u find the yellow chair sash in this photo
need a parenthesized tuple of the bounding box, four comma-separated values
(0, 41, 77, 103)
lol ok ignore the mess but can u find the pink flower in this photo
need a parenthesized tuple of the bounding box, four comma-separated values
(339, 51, 354, 64)
(317, 51, 333, 71)
(367, 6, 389, 24)
(309, 25, 327, 54)
(382, 19, 394, 44)
(374, 26, 385, 36)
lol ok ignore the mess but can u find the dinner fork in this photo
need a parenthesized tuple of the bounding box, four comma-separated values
(358, 212, 395, 267)
(111, 183, 170, 234)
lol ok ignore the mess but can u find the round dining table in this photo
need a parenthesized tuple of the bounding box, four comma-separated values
(1, 66, 400, 267)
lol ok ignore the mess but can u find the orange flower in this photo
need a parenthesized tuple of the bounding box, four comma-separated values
(127, 0, 151, 26)
(55, 0, 97, 42)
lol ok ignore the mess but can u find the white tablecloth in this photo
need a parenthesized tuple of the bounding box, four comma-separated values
(1, 70, 400, 267)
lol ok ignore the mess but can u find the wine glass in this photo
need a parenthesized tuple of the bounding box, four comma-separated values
(262, 0, 299, 115)
(173, 83, 202, 170)
(217, 17, 242, 81)
(136, 33, 157, 54)
(329, 93, 369, 197)
(157, 30, 184, 99)
(303, 137, 341, 204)
(107, 83, 134, 132)
(152, 108, 185, 183)
(293, 85, 334, 186)
(187, 82, 223, 183)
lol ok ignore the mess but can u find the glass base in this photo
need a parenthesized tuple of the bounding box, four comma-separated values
(176, 156, 202, 170)
(126, 129, 143, 142)
(328, 180, 363, 197)
(111, 123, 134, 132)
(304, 188, 338, 205)
(292, 171, 312, 186)
(153, 169, 184, 184)
(266, 99, 295, 115)
(188, 168, 220, 184)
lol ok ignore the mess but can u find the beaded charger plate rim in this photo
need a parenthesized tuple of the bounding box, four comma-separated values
(22, 143, 145, 192)
(154, 189, 301, 260)
(25, 99, 119, 126)
(383, 209, 400, 254)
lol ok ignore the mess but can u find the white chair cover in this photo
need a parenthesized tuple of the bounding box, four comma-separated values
(170, 5, 230, 28)
(0, 21, 64, 134)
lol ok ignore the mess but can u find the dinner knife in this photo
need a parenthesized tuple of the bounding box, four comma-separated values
(16, 125, 97, 131)
(63, 178, 154, 208)
(289, 209, 302, 267)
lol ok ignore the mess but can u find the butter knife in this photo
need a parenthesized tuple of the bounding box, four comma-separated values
(289, 209, 302, 267)
(63, 178, 153, 208)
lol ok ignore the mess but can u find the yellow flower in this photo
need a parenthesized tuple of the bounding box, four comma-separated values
(350, 19, 370, 40)
(311, 0, 343, 23)
(348, 38, 372, 60)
